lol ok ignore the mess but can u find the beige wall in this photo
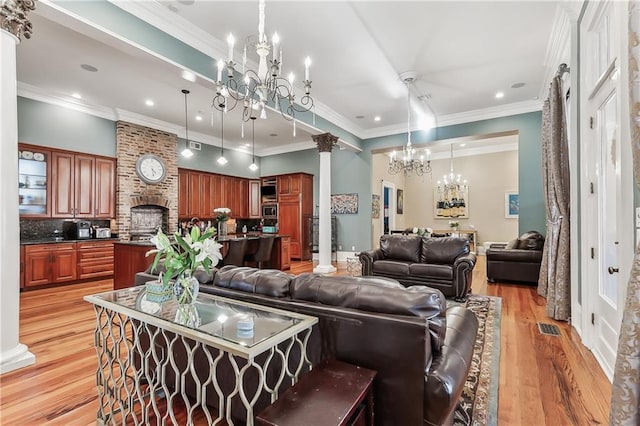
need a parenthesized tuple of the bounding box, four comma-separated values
(372, 146, 519, 248)
(403, 150, 519, 245)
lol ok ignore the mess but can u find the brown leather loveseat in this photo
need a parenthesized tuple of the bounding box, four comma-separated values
(158, 266, 478, 426)
(359, 234, 476, 301)
(486, 230, 545, 284)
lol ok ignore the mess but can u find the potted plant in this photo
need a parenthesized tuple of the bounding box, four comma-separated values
(214, 207, 231, 237)
(146, 226, 222, 305)
(448, 220, 460, 232)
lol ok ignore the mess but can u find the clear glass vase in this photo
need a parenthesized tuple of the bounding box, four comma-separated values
(174, 270, 199, 305)
(217, 220, 228, 238)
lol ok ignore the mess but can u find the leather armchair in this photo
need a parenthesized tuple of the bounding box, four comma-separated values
(486, 230, 545, 284)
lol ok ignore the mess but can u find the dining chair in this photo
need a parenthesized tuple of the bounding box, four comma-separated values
(244, 236, 275, 269)
(221, 238, 248, 267)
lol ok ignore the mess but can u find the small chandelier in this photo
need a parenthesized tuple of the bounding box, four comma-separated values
(388, 75, 431, 176)
(212, 0, 313, 126)
(435, 144, 468, 218)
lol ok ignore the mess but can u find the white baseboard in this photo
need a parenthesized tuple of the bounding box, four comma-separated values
(312, 251, 360, 262)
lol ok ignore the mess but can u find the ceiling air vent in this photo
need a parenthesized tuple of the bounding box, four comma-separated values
(189, 141, 201, 151)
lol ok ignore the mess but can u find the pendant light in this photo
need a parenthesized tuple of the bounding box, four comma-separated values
(181, 89, 194, 158)
(217, 107, 228, 165)
(249, 117, 258, 171)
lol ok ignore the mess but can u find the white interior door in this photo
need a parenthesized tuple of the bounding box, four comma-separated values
(592, 79, 622, 378)
(580, 1, 631, 381)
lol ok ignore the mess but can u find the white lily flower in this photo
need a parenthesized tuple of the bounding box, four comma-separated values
(197, 238, 223, 266)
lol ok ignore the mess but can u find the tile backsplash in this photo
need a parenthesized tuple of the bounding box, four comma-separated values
(20, 219, 110, 241)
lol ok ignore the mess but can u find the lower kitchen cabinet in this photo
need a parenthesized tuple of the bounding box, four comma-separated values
(113, 242, 155, 290)
(24, 243, 77, 287)
(77, 241, 114, 279)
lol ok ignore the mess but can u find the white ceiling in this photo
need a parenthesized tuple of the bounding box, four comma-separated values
(16, 0, 565, 156)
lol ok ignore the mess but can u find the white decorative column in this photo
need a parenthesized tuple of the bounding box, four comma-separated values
(0, 0, 37, 374)
(312, 133, 337, 274)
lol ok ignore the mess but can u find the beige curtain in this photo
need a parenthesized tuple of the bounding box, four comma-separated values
(538, 75, 571, 321)
(610, 2, 640, 424)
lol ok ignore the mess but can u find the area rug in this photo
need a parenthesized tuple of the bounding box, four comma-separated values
(449, 295, 501, 426)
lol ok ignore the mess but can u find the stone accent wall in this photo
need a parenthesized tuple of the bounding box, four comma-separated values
(115, 121, 178, 240)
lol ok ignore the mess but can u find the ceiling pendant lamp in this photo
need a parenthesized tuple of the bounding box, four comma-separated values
(249, 117, 259, 171)
(388, 74, 431, 176)
(181, 89, 194, 158)
(217, 107, 228, 165)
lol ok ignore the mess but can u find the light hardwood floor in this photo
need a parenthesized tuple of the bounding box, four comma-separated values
(0, 257, 610, 425)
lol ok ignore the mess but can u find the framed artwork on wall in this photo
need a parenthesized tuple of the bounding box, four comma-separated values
(397, 189, 404, 214)
(505, 191, 519, 218)
(372, 194, 380, 219)
(331, 193, 358, 214)
(433, 186, 469, 219)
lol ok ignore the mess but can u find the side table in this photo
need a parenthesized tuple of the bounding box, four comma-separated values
(256, 359, 376, 426)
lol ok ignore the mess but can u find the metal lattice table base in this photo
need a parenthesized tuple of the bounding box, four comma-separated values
(92, 305, 313, 426)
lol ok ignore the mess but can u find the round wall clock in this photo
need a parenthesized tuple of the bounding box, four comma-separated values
(136, 154, 167, 184)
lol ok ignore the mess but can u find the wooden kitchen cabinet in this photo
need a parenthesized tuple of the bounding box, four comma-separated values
(178, 169, 189, 217)
(51, 151, 75, 218)
(277, 173, 313, 260)
(77, 241, 114, 280)
(51, 150, 115, 219)
(178, 169, 253, 220)
(279, 236, 291, 270)
(94, 158, 116, 218)
(24, 243, 77, 287)
(113, 242, 154, 289)
(20, 246, 24, 289)
(249, 179, 261, 218)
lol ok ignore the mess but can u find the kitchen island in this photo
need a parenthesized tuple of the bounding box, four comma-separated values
(113, 234, 290, 290)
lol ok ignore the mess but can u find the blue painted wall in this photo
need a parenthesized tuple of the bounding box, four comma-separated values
(264, 111, 545, 251)
(17, 97, 116, 156)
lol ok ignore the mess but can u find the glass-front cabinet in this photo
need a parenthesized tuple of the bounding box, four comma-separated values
(19, 146, 50, 217)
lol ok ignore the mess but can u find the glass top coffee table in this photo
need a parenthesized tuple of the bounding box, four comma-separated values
(85, 287, 318, 425)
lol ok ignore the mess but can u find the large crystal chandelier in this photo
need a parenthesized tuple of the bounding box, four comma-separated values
(211, 0, 314, 125)
(388, 74, 431, 176)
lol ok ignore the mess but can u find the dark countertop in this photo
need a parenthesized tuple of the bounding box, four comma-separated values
(22, 233, 286, 246)
(21, 237, 120, 245)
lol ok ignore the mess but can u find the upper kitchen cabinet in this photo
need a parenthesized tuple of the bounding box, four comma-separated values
(18, 144, 51, 217)
(51, 151, 116, 219)
(20, 144, 115, 219)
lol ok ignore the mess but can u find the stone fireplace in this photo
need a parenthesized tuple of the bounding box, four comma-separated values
(115, 121, 178, 240)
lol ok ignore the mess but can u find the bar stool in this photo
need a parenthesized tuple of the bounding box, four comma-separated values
(221, 238, 247, 267)
(244, 236, 275, 269)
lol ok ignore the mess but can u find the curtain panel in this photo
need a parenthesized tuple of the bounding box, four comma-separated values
(538, 76, 571, 321)
(610, 2, 640, 424)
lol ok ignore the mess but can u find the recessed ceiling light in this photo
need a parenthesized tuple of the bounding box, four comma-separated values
(269, 133, 278, 137)
(80, 64, 98, 72)
(459, 143, 466, 147)
(145, 99, 154, 107)
(495, 92, 504, 99)
(195, 114, 202, 121)
(355, 115, 365, 119)
(181, 70, 196, 82)
(167, 4, 179, 13)
(244, 143, 250, 147)
(71, 92, 82, 99)
(511, 82, 526, 89)
(374, 116, 381, 122)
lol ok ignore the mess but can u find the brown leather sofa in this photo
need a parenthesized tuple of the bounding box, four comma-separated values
(359, 234, 476, 301)
(486, 230, 545, 284)
(145, 266, 479, 426)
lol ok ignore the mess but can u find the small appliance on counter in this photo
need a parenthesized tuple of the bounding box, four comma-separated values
(62, 220, 92, 240)
(262, 226, 277, 234)
(94, 227, 112, 239)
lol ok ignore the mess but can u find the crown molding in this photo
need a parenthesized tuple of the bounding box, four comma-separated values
(360, 99, 543, 140)
(539, 4, 573, 101)
(429, 141, 518, 161)
(108, 0, 226, 61)
(258, 140, 318, 157)
(17, 82, 116, 120)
